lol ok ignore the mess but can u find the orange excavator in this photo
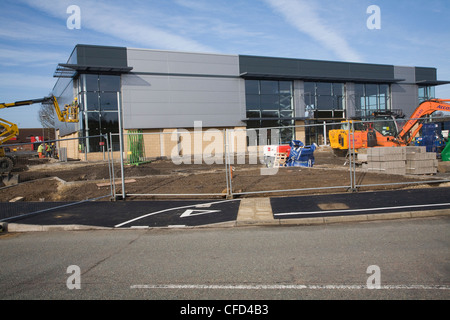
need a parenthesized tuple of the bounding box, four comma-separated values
(329, 99, 450, 153)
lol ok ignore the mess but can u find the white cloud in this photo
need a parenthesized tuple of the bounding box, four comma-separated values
(0, 73, 54, 90)
(263, 0, 362, 62)
(18, 0, 215, 53)
(0, 48, 67, 67)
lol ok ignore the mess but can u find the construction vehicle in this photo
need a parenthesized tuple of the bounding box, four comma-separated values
(329, 99, 450, 154)
(1, 95, 78, 174)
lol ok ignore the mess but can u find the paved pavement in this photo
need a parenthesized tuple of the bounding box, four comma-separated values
(1, 186, 450, 232)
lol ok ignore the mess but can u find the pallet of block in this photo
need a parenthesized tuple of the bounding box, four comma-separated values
(405, 146, 437, 175)
(364, 146, 438, 175)
(366, 147, 406, 175)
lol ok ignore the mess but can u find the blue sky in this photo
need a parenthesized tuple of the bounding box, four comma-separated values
(1, 0, 449, 128)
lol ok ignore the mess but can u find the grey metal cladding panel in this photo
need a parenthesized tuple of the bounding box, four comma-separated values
(76, 45, 128, 67)
(299, 60, 350, 78)
(239, 55, 395, 81)
(127, 49, 170, 73)
(122, 74, 245, 129)
(124, 114, 243, 129)
(127, 48, 239, 76)
(391, 84, 419, 118)
(348, 63, 394, 81)
(167, 51, 239, 76)
(415, 67, 437, 81)
(239, 55, 300, 76)
(394, 66, 416, 83)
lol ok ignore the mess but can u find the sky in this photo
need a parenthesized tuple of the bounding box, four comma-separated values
(1, 0, 449, 128)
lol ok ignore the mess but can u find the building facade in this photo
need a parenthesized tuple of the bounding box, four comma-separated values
(53, 44, 448, 158)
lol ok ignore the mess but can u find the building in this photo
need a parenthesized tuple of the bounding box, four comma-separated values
(52, 44, 449, 160)
(2, 128, 54, 152)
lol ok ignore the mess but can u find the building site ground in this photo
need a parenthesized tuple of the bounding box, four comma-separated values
(1, 146, 450, 203)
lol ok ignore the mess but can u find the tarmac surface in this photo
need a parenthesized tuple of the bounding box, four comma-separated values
(1, 186, 450, 232)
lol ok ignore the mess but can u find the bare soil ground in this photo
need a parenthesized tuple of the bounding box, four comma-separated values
(1, 147, 449, 202)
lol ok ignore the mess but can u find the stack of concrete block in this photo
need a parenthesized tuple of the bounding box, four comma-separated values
(366, 147, 406, 175)
(364, 146, 438, 175)
(405, 146, 438, 175)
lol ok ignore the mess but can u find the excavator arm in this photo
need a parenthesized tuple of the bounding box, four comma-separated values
(397, 99, 450, 144)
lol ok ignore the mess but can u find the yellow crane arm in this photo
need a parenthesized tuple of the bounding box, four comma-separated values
(0, 95, 79, 123)
(0, 118, 19, 157)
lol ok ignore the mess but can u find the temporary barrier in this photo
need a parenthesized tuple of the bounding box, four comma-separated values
(0, 134, 114, 222)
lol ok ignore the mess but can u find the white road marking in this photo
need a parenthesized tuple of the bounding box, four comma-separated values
(274, 202, 450, 217)
(130, 283, 450, 290)
(180, 209, 220, 218)
(114, 199, 239, 228)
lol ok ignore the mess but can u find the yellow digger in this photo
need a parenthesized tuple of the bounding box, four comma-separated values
(1, 95, 78, 175)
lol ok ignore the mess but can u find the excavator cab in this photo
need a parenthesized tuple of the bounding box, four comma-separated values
(371, 115, 399, 137)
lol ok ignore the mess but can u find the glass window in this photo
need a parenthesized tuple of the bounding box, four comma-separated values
(260, 95, 279, 110)
(87, 112, 100, 136)
(260, 81, 279, 94)
(246, 94, 260, 109)
(99, 75, 121, 92)
(100, 92, 118, 111)
(279, 94, 292, 110)
(304, 82, 344, 111)
(246, 110, 260, 118)
(86, 92, 99, 111)
(355, 84, 365, 96)
(333, 83, 344, 96)
(419, 86, 435, 103)
(304, 82, 315, 95)
(317, 96, 334, 110)
(280, 110, 293, 118)
(245, 80, 259, 95)
(245, 79, 294, 144)
(354, 84, 391, 118)
(316, 82, 332, 96)
(365, 84, 378, 97)
(85, 74, 99, 92)
(261, 110, 279, 118)
(279, 81, 292, 94)
(100, 112, 119, 133)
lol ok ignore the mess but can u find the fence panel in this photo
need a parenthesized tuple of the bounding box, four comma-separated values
(350, 117, 450, 191)
(225, 123, 353, 197)
(112, 130, 229, 198)
(0, 135, 114, 222)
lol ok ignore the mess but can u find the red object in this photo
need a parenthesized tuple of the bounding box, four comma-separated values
(277, 145, 290, 154)
(31, 136, 43, 143)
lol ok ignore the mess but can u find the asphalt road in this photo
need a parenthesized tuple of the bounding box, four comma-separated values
(0, 217, 448, 304)
(1, 187, 450, 229)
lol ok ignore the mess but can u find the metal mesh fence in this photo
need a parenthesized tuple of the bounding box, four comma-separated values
(0, 135, 114, 221)
(112, 119, 450, 199)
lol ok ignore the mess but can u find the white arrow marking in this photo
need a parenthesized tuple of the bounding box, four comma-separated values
(180, 209, 220, 218)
